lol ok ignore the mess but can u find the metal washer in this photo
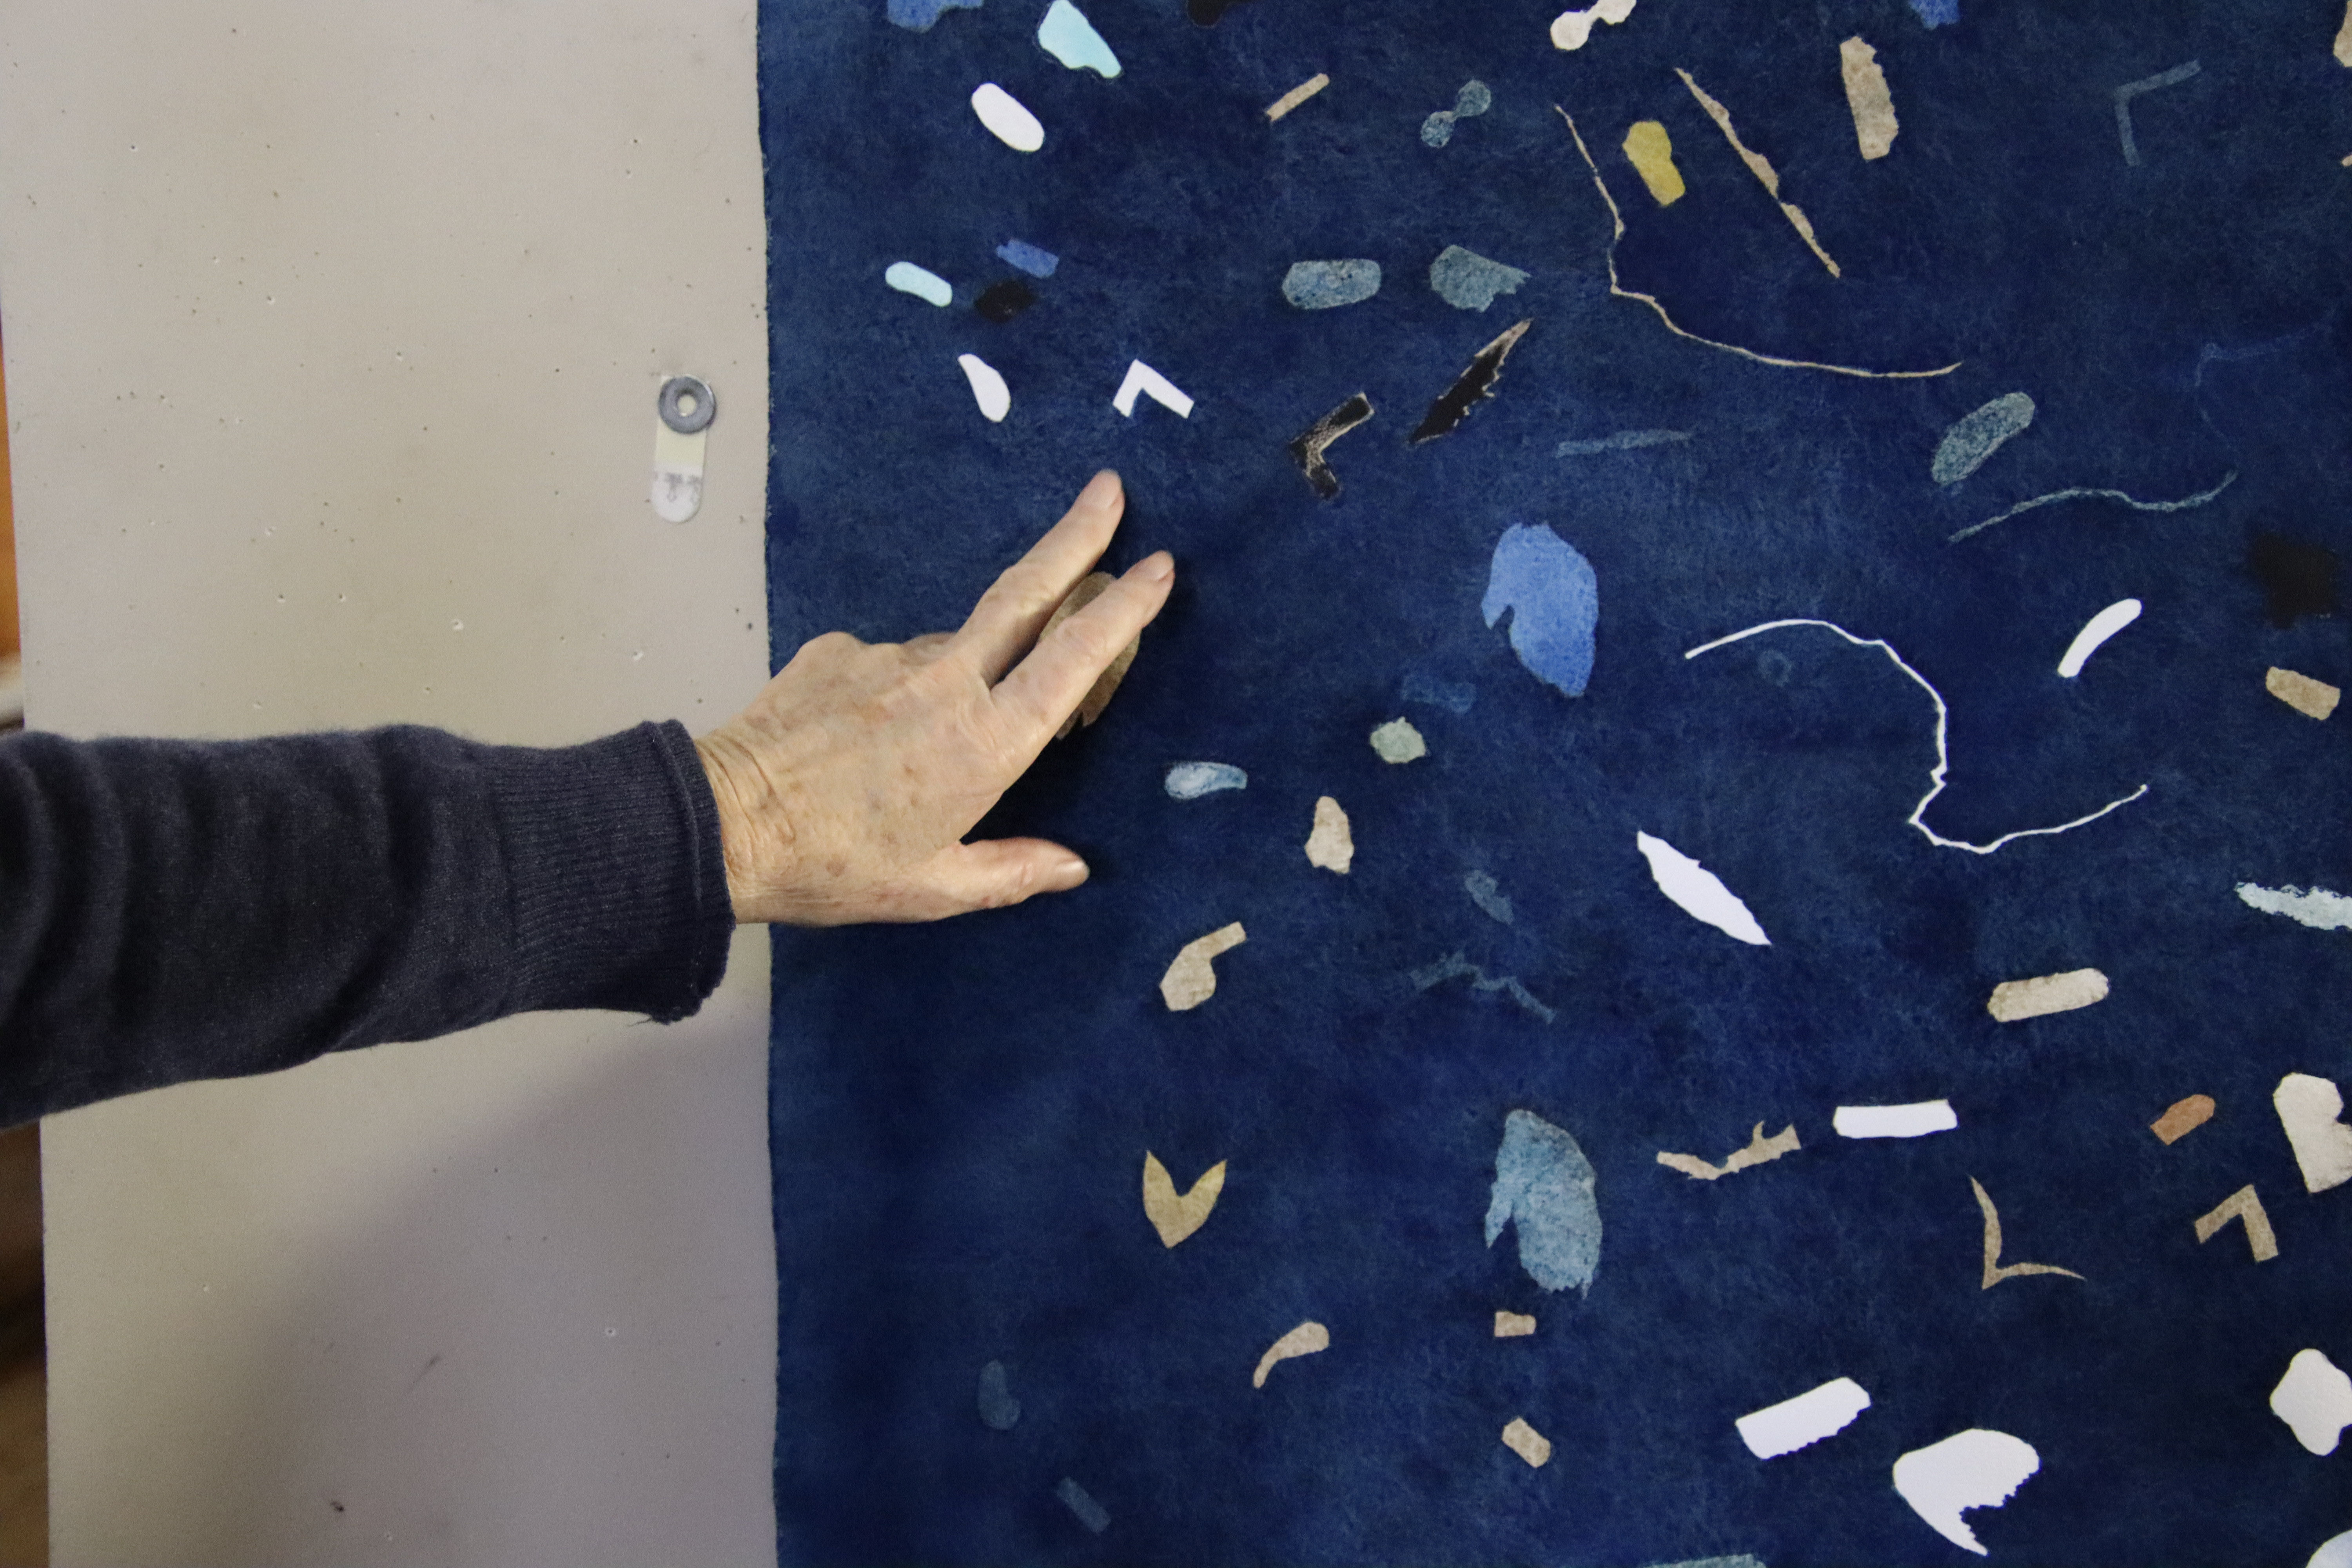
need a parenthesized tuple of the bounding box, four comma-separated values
(657, 375, 716, 434)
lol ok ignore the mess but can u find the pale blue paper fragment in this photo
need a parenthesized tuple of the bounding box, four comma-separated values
(1282, 260, 1382, 310)
(1464, 870, 1514, 925)
(888, 0, 981, 30)
(1056, 1477, 1110, 1534)
(1402, 670, 1476, 713)
(1483, 1109, 1601, 1294)
(1558, 428, 1690, 457)
(1429, 245, 1528, 311)
(977, 1360, 1021, 1430)
(996, 240, 1060, 277)
(1422, 80, 1493, 147)
(1906, 0, 1956, 24)
(1165, 761, 1247, 799)
(1482, 524, 1598, 697)
(884, 262, 953, 307)
(1932, 392, 2034, 484)
(1037, 0, 1121, 76)
(2237, 882, 2352, 931)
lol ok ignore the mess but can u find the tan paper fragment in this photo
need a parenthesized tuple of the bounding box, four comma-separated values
(2337, 0, 2352, 67)
(1370, 717, 1427, 763)
(1042, 572, 1142, 739)
(2267, 666, 2341, 720)
(2194, 1184, 2279, 1262)
(1675, 69, 1841, 277)
(1986, 967, 2108, 1022)
(1621, 120, 1685, 205)
(1657, 1122, 1800, 1181)
(1501, 1417, 1552, 1468)
(1838, 38, 1899, 160)
(1971, 1178, 2085, 1289)
(1305, 796, 1354, 873)
(2151, 1094, 2215, 1145)
(1494, 1310, 1537, 1338)
(1251, 1319, 1330, 1388)
(1266, 72, 1330, 122)
(1141, 1152, 1227, 1248)
(1160, 921, 1246, 1011)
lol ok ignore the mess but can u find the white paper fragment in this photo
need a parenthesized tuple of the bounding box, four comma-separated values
(1550, 0, 1635, 51)
(884, 261, 954, 306)
(2267, 666, 2342, 719)
(1165, 761, 1247, 799)
(1252, 1320, 1330, 1388)
(1159, 922, 1245, 1011)
(1501, 1416, 1553, 1466)
(1892, 1430, 2041, 1556)
(2239, 882, 2352, 932)
(1494, 1310, 1536, 1338)
(1834, 1101, 1957, 1139)
(971, 82, 1045, 152)
(2272, 1349, 2352, 1455)
(2056, 598, 2141, 678)
(1635, 832, 1770, 946)
(1370, 717, 1427, 763)
(1111, 359, 1193, 418)
(956, 354, 1011, 423)
(1737, 1376, 1871, 1459)
(1986, 968, 2108, 1022)
(2274, 1073, 2352, 1194)
(1839, 38, 1900, 160)
(2310, 1529, 2352, 1568)
(1305, 795, 1354, 873)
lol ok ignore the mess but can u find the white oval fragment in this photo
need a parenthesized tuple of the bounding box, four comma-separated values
(1165, 761, 1247, 799)
(1833, 1101, 1957, 1139)
(1635, 831, 1769, 946)
(1737, 1376, 1871, 1460)
(884, 261, 953, 307)
(2272, 1348, 2352, 1456)
(970, 82, 1045, 152)
(1892, 1429, 2040, 1556)
(2311, 1528, 2352, 1568)
(2056, 598, 2141, 678)
(956, 353, 1011, 423)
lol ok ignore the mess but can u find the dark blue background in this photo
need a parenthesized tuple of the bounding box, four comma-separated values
(759, 1, 2352, 1560)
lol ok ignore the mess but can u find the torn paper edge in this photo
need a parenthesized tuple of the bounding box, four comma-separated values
(1266, 73, 1330, 122)
(1987, 968, 2109, 1022)
(1252, 1320, 1330, 1387)
(1736, 1376, 1871, 1459)
(1112, 359, 1194, 418)
(1892, 1430, 2040, 1556)
(2194, 1183, 2280, 1262)
(1657, 1123, 1800, 1181)
(1685, 619, 2149, 853)
(1972, 1178, 2085, 1288)
(1554, 107, 1958, 378)
(1950, 470, 2236, 543)
(1834, 1101, 1956, 1139)
(1675, 70, 1841, 276)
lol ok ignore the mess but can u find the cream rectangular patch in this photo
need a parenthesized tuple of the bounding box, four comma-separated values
(1501, 1416, 1553, 1467)
(2267, 666, 2341, 719)
(1986, 967, 2109, 1022)
(1838, 38, 1899, 160)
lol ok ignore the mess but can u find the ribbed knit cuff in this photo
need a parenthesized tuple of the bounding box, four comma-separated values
(484, 720, 735, 1023)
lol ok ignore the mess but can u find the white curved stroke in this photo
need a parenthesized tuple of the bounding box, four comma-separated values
(1684, 618, 2149, 855)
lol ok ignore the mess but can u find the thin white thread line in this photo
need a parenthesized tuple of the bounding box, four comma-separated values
(1948, 470, 2237, 543)
(1683, 617, 2150, 855)
(1554, 106, 1959, 381)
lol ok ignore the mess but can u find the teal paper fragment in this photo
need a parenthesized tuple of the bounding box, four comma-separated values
(1037, 0, 1121, 77)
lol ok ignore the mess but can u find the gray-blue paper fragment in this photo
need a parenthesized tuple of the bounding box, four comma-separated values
(977, 1360, 1021, 1430)
(1557, 428, 1691, 457)
(1165, 761, 1248, 799)
(1402, 670, 1477, 713)
(1931, 392, 2034, 484)
(1056, 1477, 1111, 1534)
(1482, 524, 1599, 697)
(1484, 1109, 1602, 1294)
(887, 0, 980, 29)
(1282, 260, 1383, 310)
(996, 240, 1059, 277)
(1464, 870, 1514, 925)
(1429, 245, 1528, 311)
(1644, 1558, 1768, 1568)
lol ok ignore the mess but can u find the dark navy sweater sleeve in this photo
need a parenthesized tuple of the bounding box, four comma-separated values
(0, 720, 735, 1124)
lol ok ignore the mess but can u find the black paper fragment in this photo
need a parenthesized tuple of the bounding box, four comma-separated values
(1408, 319, 1533, 446)
(2249, 531, 2339, 629)
(975, 279, 1038, 323)
(1287, 392, 1375, 499)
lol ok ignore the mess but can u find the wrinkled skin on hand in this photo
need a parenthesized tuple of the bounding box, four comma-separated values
(694, 471, 1175, 924)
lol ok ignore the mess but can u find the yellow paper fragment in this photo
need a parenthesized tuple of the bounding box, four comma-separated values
(1042, 572, 1142, 739)
(2337, 0, 2352, 67)
(2194, 1183, 2279, 1262)
(1160, 921, 1246, 1011)
(1838, 37, 1899, 160)
(2151, 1094, 2215, 1145)
(1266, 72, 1330, 122)
(1971, 1178, 2085, 1289)
(1304, 795, 1354, 873)
(1656, 1122, 1801, 1181)
(1141, 1152, 1227, 1248)
(1251, 1320, 1330, 1387)
(1501, 1417, 1552, 1467)
(1620, 120, 1685, 205)
(1986, 967, 2108, 1022)
(1494, 1310, 1537, 1338)
(1675, 69, 1841, 277)
(2267, 666, 2341, 720)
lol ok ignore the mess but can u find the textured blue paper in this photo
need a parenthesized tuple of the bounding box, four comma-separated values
(762, 2, 2352, 1561)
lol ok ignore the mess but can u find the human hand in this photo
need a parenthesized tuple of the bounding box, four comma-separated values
(693, 470, 1174, 925)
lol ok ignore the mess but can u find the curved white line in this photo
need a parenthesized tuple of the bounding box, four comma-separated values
(2056, 598, 2141, 678)
(1684, 618, 2149, 855)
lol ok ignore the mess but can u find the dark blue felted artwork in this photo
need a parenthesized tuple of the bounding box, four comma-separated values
(759, 1, 2352, 1561)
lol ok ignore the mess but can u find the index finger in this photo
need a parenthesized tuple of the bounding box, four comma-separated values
(950, 470, 1126, 683)
(990, 551, 1176, 750)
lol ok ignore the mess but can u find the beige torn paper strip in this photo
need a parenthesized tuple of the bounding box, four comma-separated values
(1674, 69, 1842, 276)
(1971, 1178, 2085, 1289)
(1141, 1152, 1227, 1247)
(1160, 922, 1246, 1011)
(1252, 1320, 1330, 1388)
(1657, 1122, 1800, 1181)
(1266, 73, 1330, 122)
(2337, 0, 2352, 67)
(1501, 1417, 1553, 1467)
(1838, 38, 1899, 160)
(2267, 666, 2341, 720)
(1305, 795, 1355, 873)
(1494, 1310, 1537, 1338)
(2150, 1093, 2215, 1144)
(1042, 572, 1141, 738)
(1986, 967, 2108, 1022)
(2194, 1184, 2279, 1262)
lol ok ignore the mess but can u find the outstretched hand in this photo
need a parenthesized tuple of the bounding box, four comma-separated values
(694, 470, 1174, 925)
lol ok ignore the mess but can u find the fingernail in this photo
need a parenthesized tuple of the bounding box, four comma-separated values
(1082, 470, 1122, 510)
(1057, 855, 1091, 886)
(1138, 551, 1174, 582)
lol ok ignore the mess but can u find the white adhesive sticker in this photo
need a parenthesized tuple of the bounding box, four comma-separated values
(651, 419, 707, 523)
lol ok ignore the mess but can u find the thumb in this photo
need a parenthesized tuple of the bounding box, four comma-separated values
(922, 837, 1090, 915)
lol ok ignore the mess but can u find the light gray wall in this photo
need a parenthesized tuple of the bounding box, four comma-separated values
(0, 2, 778, 1561)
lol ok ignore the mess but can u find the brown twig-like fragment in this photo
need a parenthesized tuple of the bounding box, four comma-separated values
(2193, 1184, 2279, 1262)
(1657, 1122, 1800, 1180)
(1972, 1178, 2085, 1289)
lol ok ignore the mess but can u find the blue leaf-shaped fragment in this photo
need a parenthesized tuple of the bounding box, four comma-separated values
(1483, 1109, 1601, 1294)
(1481, 524, 1598, 697)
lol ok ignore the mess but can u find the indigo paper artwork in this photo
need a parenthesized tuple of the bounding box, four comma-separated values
(760, 1, 2352, 1561)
